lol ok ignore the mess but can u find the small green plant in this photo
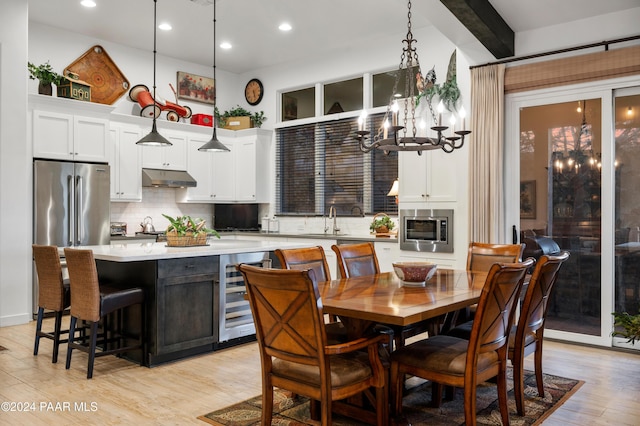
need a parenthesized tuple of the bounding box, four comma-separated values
(27, 61, 64, 85)
(370, 215, 395, 232)
(215, 105, 267, 128)
(612, 311, 640, 344)
(162, 214, 220, 239)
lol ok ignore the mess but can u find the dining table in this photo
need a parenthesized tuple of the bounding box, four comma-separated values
(317, 268, 489, 340)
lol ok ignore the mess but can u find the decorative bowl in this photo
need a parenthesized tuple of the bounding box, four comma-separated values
(392, 262, 437, 285)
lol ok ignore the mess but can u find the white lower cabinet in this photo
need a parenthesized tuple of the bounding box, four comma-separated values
(374, 240, 401, 272)
(109, 124, 142, 201)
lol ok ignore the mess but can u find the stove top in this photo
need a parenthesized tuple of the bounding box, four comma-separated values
(135, 231, 165, 236)
(215, 227, 260, 233)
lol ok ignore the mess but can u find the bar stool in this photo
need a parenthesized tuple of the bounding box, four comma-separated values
(32, 244, 70, 363)
(64, 248, 145, 379)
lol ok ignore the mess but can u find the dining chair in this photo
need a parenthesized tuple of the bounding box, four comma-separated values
(510, 251, 569, 415)
(447, 242, 526, 327)
(32, 244, 71, 363)
(237, 263, 389, 426)
(390, 258, 534, 426)
(63, 248, 145, 379)
(331, 242, 380, 279)
(467, 242, 526, 272)
(275, 246, 340, 325)
(331, 242, 421, 349)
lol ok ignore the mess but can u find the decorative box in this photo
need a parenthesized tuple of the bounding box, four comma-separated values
(57, 72, 91, 102)
(223, 116, 252, 130)
(190, 114, 214, 127)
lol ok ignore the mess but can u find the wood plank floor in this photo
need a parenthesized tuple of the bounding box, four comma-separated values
(1, 318, 639, 425)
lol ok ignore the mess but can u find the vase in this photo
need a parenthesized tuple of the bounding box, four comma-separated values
(38, 82, 53, 96)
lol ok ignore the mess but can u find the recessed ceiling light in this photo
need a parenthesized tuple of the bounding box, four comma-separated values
(81, 0, 96, 7)
(220, 42, 232, 50)
(279, 23, 292, 32)
(159, 23, 172, 31)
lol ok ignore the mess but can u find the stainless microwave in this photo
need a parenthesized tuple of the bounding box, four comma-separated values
(400, 209, 453, 253)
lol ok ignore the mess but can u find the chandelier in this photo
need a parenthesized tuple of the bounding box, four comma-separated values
(356, 0, 470, 155)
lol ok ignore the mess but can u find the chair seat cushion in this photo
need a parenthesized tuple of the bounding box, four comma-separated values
(273, 353, 372, 387)
(100, 286, 144, 316)
(446, 320, 473, 340)
(508, 325, 536, 350)
(391, 335, 499, 376)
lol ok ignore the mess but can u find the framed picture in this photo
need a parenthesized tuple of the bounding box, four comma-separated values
(176, 71, 215, 104)
(520, 180, 536, 219)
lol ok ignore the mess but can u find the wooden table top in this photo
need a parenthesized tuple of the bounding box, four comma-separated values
(317, 269, 488, 328)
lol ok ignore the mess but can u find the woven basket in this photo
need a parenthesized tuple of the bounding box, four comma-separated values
(165, 230, 207, 247)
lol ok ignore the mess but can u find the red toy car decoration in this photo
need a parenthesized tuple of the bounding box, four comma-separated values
(128, 84, 192, 122)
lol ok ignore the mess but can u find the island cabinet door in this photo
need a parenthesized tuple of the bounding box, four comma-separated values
(156, 256, 219, 355)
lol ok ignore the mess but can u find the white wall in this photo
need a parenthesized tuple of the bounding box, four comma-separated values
(0, 0, 30, 326)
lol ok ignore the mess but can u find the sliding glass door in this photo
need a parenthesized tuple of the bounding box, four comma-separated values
(612, 87, 640, 350)
(505, 80, 640, 346)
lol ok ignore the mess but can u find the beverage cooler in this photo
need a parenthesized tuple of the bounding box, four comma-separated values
(216, 252, 271, 343)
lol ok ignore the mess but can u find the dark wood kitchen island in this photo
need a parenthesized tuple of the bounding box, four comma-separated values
(80, 239, 307, 366)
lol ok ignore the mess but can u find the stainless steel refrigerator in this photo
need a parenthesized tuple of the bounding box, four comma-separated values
(33, 159, 111, 314)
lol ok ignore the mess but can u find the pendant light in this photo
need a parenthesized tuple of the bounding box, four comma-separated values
(137, 0, 172, 146)
(199, 0, 230, 152)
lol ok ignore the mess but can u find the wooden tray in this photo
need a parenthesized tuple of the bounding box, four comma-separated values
(64, 45, 129, 105)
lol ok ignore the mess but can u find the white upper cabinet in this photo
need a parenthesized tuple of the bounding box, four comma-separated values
(179, 128, 272, 203)
(30, 95, 113, 163)
(399, 149, 457, 203)
(32, 110, 109, 162)
(141, 130, 187, 171)
(109, 124, 142, 202)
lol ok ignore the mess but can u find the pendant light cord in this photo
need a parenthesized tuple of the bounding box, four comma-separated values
(152, 0, 159, 128)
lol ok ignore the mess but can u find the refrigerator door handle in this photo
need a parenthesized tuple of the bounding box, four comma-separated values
(68, 174, 74, 246)
(76, 175, 83, 245)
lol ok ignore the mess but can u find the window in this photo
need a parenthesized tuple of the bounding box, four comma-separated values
(281, 87, 315, 121)
(323, 77, 363, 115)
(276, 113, 398, 216)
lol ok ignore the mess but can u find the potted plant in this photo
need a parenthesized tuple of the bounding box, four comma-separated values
(28, 61, 64, 96)
(612, 310, 640, 344)
(215, 105, 267, 129)
(369, 213, 395, 234)
(162, 214, 220, 246)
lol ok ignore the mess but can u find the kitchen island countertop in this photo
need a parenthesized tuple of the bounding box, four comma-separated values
(75, 239, 309, 262)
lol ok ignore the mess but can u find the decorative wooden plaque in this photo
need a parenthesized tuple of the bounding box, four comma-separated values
(64, 45, 130, 105)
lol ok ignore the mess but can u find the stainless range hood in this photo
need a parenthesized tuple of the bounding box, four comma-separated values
(142, 168, 197, 188)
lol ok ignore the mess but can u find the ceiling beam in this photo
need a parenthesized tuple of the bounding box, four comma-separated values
(439, 0, 514, 59)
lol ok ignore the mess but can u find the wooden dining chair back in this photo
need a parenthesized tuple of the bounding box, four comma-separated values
(274, 246, 332, 281)
(275, 246, 338, 323)
(32, 244, 70, 363)
(331, 242, 380, 279)
(510, 251, 569, 415)
(390, 258, 534, 426)
(237, 263, 389, 426)
(466, 242, 525, 272)
(63, 248, 145, 379)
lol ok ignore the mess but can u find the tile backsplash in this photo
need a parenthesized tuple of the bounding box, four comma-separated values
(110, 188, 213, 234)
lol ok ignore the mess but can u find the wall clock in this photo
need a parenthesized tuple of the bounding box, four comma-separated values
(244, 78, 264, 106)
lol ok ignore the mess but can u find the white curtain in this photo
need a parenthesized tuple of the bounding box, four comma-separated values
(469, 64, 506, 243)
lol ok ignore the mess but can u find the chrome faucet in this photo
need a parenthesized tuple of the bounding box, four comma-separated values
(328, 205, 340, 235)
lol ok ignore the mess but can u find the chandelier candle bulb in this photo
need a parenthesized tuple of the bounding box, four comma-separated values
(459, 106, 466, 130)
(449, 114, 456, 136)
(383, 119, 389, 139)
(391, 101, 399, 127)
(437, 101, 444, 126)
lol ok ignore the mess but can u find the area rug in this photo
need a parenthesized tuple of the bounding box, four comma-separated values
(198, 368, 582, 426)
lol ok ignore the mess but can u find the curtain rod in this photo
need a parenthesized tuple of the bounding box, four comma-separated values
(469, 34, 640, 70)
